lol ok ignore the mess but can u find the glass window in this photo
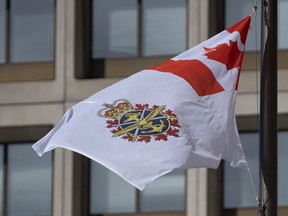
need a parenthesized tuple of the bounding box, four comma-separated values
(9, 0, 55, 63)
(278, 132, 288, 205)
(0, 0, 6, 63)
(142, 0, 186, 56)
(90, 161, 136, 214)
(82, 0, 188, 79)
(90, 161, 185, 214)
(225, 0, 261, 51)
(91, 0, 187, 59)
(7, 144, 52, 216)
(224, 131, 288, 208)
(92, 0, 138, 58)
(140, 169, 185, 212)
(278, 0, 288, 49)
(223, 133, 259, 208)
(225, 0, 288, 50)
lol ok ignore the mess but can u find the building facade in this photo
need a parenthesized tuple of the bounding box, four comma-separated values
(0, 0, 288, 216)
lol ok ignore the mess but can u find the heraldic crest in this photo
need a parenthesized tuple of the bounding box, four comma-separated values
(98, 99, 181, 143)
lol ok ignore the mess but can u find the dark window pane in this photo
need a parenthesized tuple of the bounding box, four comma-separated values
(7, 144, 52, 216)
(92, 0, 137, 58)
(278, 131, 288, 205)
(225, 0, 261, 51)
(0, 0, 6, 63)
(10, 0, 55, 62)
(225, 0, 288, 50)
(142, 0, 186, 56)
(90, 161, 136, 214)
(223, 133, 259, 208)
(140, 169, 185, 212)
(279, 0, 288, 49)
(224, 131, 288, 208)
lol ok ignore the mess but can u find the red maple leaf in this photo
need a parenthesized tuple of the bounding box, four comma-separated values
(106, 119, 118, 128)
(135, 104, 148, 110)
(151, 105, 159, 110)
(170, 119, 180, 128)
(204, 40, 243, 71)
(155, 134, 168, 141)
(122, 135, 134, 142)
(167, 128, 180, 137)
(111, 128, 120, 134)
(138, 136, 151, 143)
(165, 109, 177, 118)
(150, 59, 225, 96)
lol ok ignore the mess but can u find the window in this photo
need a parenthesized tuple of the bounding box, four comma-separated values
(225, 0, 288, 50)
(140, 169, 185, 212)
(92, 0, 186, 58)
(223, 133, 259, 208)
(90, 161, 136, 214)
(141, 0, 186, 56)
(225, 0, 261, 51)
(90, 161, 185, 215)
(278, 0, 288, 49)
(0, 143, 53, 216)
(0, 0, 55, 82)
(76, 0, 187, 78)
(223, 131, 288, 209)
(92, 0, 138, 59)
(225, 0, 288, 73)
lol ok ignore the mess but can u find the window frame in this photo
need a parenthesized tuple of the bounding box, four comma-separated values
(74, 0, 188, 79)
(223, 0, 288, 71)
(222, 0, 288, 212)
(88, 160, 187, 216)
(72, 155, 186, 216)
(0, 0, 56, 82)
(222, 114, 288, 215)
(0, 125, 54, 216)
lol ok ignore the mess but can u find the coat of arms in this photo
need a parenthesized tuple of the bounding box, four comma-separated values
(98, 99, 181, 143)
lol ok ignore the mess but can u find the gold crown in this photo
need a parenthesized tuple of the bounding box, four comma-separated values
(98, 99, 133, 119)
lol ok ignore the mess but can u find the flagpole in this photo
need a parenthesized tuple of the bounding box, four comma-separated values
(259, 0, 278, 215)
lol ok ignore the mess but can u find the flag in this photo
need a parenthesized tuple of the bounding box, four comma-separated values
(33, 16, 251, 190)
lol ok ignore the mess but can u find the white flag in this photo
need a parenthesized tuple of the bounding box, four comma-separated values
(33, 16, 251, 190)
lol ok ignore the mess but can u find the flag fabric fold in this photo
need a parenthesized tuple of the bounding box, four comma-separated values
(33, 16, 251, 190)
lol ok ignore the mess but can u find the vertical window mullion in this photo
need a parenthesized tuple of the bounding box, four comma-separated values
(137, 0, 142, 56)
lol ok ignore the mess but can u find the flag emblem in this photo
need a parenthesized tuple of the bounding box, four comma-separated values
(98, 99, 180, 143)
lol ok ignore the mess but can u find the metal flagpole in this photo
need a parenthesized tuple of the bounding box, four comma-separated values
(259, 0, 278, 215)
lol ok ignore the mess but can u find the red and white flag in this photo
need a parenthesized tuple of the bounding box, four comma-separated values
(33, 16, 251, 190)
